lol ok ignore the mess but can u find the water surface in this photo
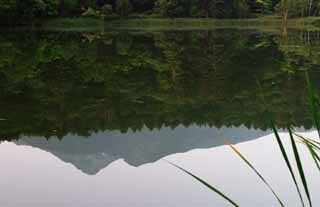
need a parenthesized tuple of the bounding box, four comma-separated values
(1, 28, 320, 207)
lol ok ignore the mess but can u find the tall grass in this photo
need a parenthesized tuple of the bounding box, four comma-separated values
(227, 141, 284, 206)
(272, 122, 305, 206)
(168, 71, 320, 206)
(166, 160, 240, 207)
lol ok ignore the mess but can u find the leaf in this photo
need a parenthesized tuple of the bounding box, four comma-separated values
(166, 160, 240, 207)
(288, 127, 312, 207)
(294, 132, 320, 151)
(295, 132, 320, 172)
(226, 142, 285, 207)
(304, 140, 320, 172)
(271, 122, 305, 206)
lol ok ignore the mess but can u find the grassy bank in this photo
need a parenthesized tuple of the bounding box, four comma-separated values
(39, 17, 104, 31)
(107, 17, 320, 30)
(39, 16, 320, 31)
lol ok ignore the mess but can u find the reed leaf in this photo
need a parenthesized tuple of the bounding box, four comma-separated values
(288, 127, 312, 206)
(296, 133, 320, 171)
(226, 142, 285, 207)
(271, 123, 305, 206)
(166, 160, 240, 207)
(304, 140, 320, 172)
(294, 132, 320, 151)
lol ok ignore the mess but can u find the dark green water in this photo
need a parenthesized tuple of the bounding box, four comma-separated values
(1, 29, 320, 207)
(1, 29, 320, 139)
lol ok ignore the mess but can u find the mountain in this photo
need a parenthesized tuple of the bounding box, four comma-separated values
(15, 125, 273, 175)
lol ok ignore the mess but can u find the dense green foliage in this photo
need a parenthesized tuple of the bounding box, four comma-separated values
(2, 0, 320, 25)
(0, 29, 319, 139)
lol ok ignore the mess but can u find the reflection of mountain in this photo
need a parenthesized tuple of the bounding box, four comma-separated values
(16, 125, 273, 175)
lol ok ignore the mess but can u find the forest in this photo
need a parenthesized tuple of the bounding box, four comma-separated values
(1, 0, 320, 25)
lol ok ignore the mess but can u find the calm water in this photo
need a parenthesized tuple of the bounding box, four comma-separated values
(1, 28, 320, 207)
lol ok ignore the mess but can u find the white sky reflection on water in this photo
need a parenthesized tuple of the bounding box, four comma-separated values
(0, 130, 319, 207)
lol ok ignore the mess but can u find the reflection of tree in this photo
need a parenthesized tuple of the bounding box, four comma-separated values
(0, 30, 318, 140)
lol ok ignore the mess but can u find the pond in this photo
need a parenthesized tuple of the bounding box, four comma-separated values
(0, 28, 320, 207)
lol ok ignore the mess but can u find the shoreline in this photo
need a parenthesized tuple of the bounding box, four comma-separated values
(9, 17, 320, 31)
(106, 17, 320, 29)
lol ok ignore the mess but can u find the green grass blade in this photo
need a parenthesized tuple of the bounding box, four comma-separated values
(166, 160, 240, 207)
(297, 133, 320, 171)
(304, 140, 320, 172)
(271, 123, 305, 206)
(295, 132, 320, 151)
(288, 127, 312, 206)
(306, 138, 320, 147)
(226, 142, 285, 207)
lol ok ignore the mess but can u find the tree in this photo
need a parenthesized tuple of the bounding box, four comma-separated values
(0, 0, 18, 25)
(250, 0, 273, 14)
(101, 4, 113, 16)
(277, 0, 290, 24)
(116, 0, 132, 16)
(156, 0, 182, 17)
